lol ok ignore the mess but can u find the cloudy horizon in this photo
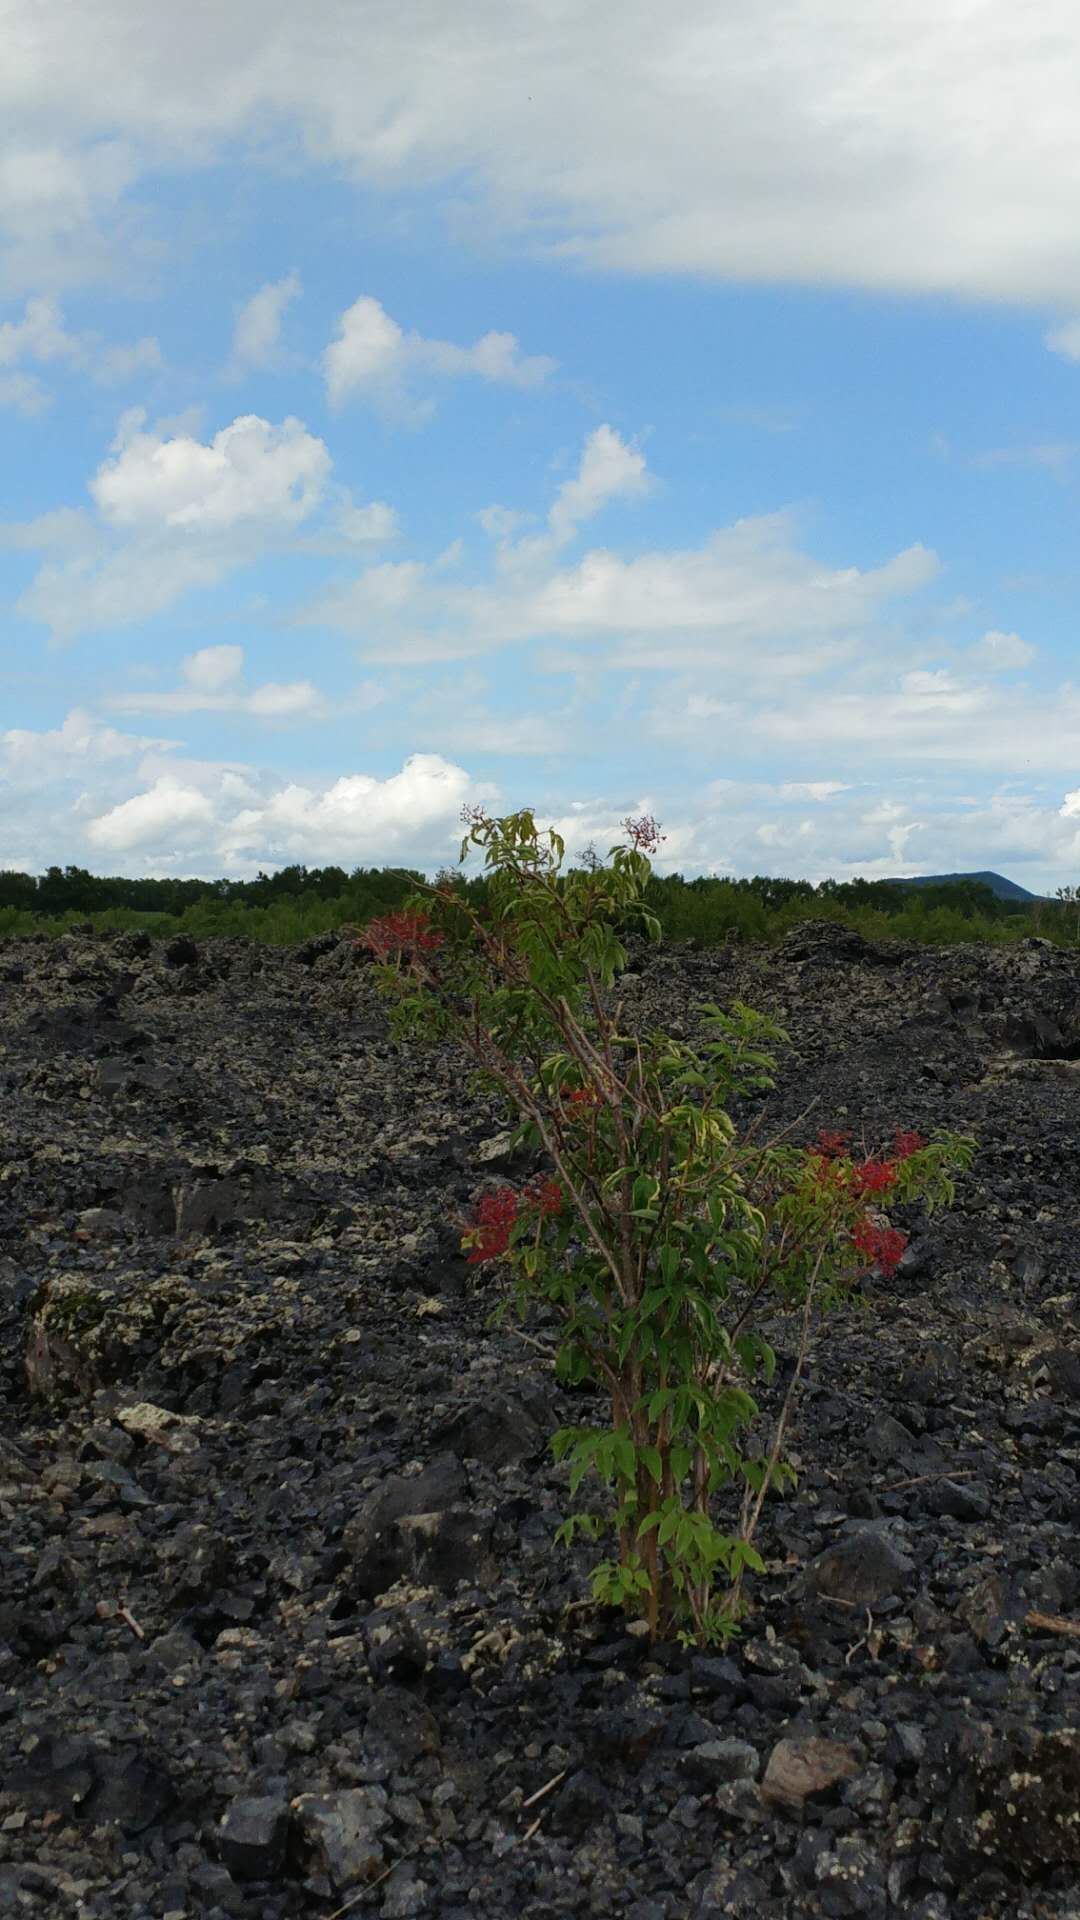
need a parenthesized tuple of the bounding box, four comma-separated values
(3, 1, 1080, 892)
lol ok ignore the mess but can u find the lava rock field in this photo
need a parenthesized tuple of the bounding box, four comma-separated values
(1, 922, 1079, 1919)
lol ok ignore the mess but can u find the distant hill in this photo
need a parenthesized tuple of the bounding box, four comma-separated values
(888, 870, 1044, 903)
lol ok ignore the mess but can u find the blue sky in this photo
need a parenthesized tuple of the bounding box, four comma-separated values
(3, 1, 1080, 891)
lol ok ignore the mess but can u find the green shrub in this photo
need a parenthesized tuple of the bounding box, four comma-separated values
(363, 809, 974, 1642)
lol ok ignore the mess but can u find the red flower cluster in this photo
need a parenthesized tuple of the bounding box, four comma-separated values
(892, 1129, 927, 1160)
(851, 1158, 898, 1197)
(360, 910, 444, 962)
(851, 1218, 908, 1274)
(559, 1083, 601, 1110)
(528, 1176, 564, 1217)
(622, 814, 665, 855)
(466, 1187, 519, 1264)
(816, 1129, 851, 1158)
(464, 1177, 563, 1264)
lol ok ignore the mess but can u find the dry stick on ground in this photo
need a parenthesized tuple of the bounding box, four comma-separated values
(1025, 1610, 1080, 1639)
(880, 1468, 977, 1493)
(515, 1768, 569, 1849)
(520, 1769, 568, 1812)
(325, 1860, 399, 1920)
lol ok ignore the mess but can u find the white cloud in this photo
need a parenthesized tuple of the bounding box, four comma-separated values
(306, 469, 940, 670)
(108, 644, 326, 719)
(477, 504, 532, 540)
(14, 3, 1080, 307)
(338, 498, 398, 544)
(1046, 319, 1080, 361)
(547, 425, 649, 547)
(244, 681, 324, 718)
(6, 700, 1080, 893)
(968, 628, 1037, 670)
(0, 295, 83, 365)
(91, 410, 330, 530)
(229, 270, 301, 373)
(972, 442, 1076, 474)
(523, 518, 938, 655)
(322, 294, 555, 411)
(13, 410, 335, 640)
(18, 540, 232, 641)
(221, 753, 482, 863)
(0, 138, 138, 290)
(185, 644, 243, 693)
(0, 369, 48, 413)
(778, 781, 852, 801)
(1, 708, 166, 780)
(0, 294, 160, 393)
(97, 335, 162, 383)
(672, 674, 1080, 776)
(87, 775, 217, 851)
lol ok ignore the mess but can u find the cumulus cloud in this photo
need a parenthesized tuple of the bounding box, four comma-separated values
(185, 644, 243, 693)
(228, 270, 301, 374)
(108, 645, 326, 720)
(547, 426, 649, 547)
(80, 750, 492, 871)
(522, 517, 939, 659)
(5, 700, 1080, 893)
(14, 2, 1080, 307)
(338, 498, 398, 544)
(968, 628, 1037, 670)
(19, 541, 234, 641)
(2, 700, 494, 875)
(15, 410, 335, 640)
(1, 707, 166, 780)
(656, 672, 1080, 777)
(87, 775, 217, 851)
(0, 295, 160, 399)
(221, 753, 481, 863)
(322, 294, 555, 412)
(91, 409, 330, 530)
(306, 463, 940, 671)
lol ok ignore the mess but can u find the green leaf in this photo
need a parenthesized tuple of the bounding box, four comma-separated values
(658, 1245, 680, 1286)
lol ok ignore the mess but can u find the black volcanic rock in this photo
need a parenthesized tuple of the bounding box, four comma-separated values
(1, 924, 1079, 1917)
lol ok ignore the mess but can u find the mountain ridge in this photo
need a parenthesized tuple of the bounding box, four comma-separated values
(886, 869, 1045, 903)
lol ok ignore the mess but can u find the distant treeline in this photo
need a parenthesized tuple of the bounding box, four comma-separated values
(1, 861, 1077, 948)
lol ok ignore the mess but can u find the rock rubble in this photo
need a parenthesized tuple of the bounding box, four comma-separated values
(1, 923, 1079, 1917)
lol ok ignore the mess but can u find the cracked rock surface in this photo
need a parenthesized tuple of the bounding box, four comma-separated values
(1, 924, 1079, 1918)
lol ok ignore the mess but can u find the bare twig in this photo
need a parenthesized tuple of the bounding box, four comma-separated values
(845, 1609, 877, 1664)
(520, 1769, 567, 1811)
(728, 1240, 827, 1616)
(509, 1328, 558, 1357)
(1025, 1609, 1080, 1639)
(880, 1469, 976, 1494)
(326, 1859, 398, 1920)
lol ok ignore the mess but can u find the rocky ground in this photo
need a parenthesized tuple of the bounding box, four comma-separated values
(1, 920, 1079, 1920)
